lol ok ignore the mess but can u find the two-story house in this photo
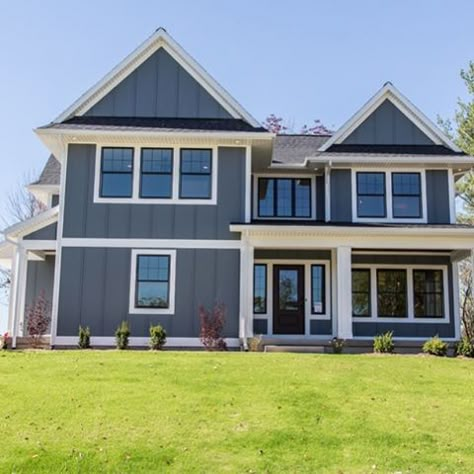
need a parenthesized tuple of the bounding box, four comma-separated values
(2, 28, 474, 349)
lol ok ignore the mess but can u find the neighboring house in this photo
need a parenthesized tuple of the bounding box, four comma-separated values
(1, 28, 474, 349)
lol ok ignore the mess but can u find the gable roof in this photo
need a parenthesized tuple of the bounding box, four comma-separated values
(272, 135, 331, 165)
(2, 206, 59, 239)
(32, 155, 61, 186)
(53, 28, 260, 128)
(319, 82, 461, 153)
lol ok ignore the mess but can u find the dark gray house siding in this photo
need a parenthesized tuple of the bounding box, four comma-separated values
(342, 99, 434, 145)
(330, 169, 352, 222)
(426, 170, 451, 224)
(57, 247, 240, 338)
(25, 256, 55, 319)
(85, 48, 232, 119)
(24, 223, 57, 240)
(316, 174, 325, 221)
(351, 254, 455, 338)
(63, 144, 245, 240)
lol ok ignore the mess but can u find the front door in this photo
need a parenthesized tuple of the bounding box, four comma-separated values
(273, 265, 305, 335)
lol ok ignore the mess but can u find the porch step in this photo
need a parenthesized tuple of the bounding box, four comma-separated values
(264, 345, 325, 354)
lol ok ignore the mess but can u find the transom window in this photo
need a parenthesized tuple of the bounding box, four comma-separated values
(257, 177, 312, 218)
(311, 265, 325, 314)
(355, 171, 424, 221)
(100, 148, 134, 198)
(392, 173, 421, 218)
(135, 255, 170, 308)
(140, 148, 173, 198)
(414, 270, 444, 318)
(356, 172, 386, 218)
(180, 149, 212, 199)
(352, 269, 370, 317)
(253, 264, 267, 314)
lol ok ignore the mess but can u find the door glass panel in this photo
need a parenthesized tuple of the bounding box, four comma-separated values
(279, 269, 299, 311)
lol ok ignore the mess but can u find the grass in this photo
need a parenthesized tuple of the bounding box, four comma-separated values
(0, 351, 473, 473)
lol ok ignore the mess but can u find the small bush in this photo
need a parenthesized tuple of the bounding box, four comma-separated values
(199, 303, 227, 351)
(248, 335, 263, 352)
(78, 326, 91, 349)
(330, 337, 345, 354)
(373, 331, 394, 353)
(423, 336, 448, 357)
(115, 321, 130, 350)
(26, 290, 51, 348)
(455, 337, 474, 358)
(0, 332, 8, 350)
(149, 325, 167, 350)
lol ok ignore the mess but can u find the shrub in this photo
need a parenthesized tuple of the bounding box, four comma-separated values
(115, 321, 130, 350)
(330, 337, 345, 354)
(248, 335, 263, 352)
(0, 332, 8, 350)
(149, 325, 167, 350)
(199, 303, 227, 351)
(455, 337, 474, 358)
(78, 326, 91, 349)
(422, 336, 448, 357)
(25, 290, 51, 348)
(373, 331, 394, 354)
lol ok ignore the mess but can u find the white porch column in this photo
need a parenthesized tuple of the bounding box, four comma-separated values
(11, 246, 27, 349)
(336, 246, 353, 339)
(7, 246, 19, 335)
(239, 237, 254, 342)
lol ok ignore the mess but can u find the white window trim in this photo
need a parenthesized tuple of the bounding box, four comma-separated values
(252, 174, 317, 221)
(129, 249, 176, 315)
(351, 169, 427, 224)
(253, 259, 331, 337)
(352, 263, 450, 323)
(94, 145, 218, 205)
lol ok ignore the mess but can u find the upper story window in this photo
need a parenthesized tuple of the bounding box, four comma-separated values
(140, 148, 173, 198)
(180, 149, 212, 199)
(354, 170, 426, 222)
(95, 146, 217, 204)
(257, 177, 312, 218)
(100, 147, 134, 198)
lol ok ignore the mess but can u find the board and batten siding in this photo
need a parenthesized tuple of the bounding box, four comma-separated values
(426, 170, 450, 224)
(25, 256, 55, 321)
(23, 223, 57, 240)
(63, 144, 245, 240)
(330, 169, 352, 223)
(57, 247, 240, 338)
(85, 48, 232, 119)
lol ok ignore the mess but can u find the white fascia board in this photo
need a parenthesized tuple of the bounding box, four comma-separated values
(2, 207, 59, 239)
(52, 28, 260, 128)
(27, 184, 60, 205)
(319, 83, 461, 153)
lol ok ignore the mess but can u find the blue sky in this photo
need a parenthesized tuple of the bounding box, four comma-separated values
(0, 0, 473, 329)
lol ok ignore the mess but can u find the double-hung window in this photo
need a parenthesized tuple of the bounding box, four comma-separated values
(356, 172, 386, 218)
(414, 270, 444, 318)
(392, 173, 422, 218)
(180, 149, 212, 199)
(100, 148, 134, 198)
(140, 148, 173, 198)
(257, 177, 311, 218)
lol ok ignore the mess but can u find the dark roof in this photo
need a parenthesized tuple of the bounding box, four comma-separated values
(326, 144, 465, 156)
(272, 135, 331, 164)
(32, 155, 61, 186)
(57, 116, 268, 132)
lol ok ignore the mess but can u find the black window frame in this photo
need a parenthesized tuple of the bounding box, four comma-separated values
(391, 172, 422, 219)
(413, 269, 445, 319)
(100, 147, 134, 198)
(253, 264, 267, 314)
(257, 177, 312, 218)
(356, 172, 386, 218)
(352, 269, 371, 317)
(179, 148, 213, 200)
(376, 269, 408, 318)
(139, 148, 173, 199)
(135, 254, 171, 309)
(311, 264, 326, 315)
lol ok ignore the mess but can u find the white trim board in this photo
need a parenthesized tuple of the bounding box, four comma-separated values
(53, 28, 260, 128)
(319, 82, 460, 152)
(129, 249, 176, 315)
(61, 238, 242, 249)
(54, 336, 240, 348)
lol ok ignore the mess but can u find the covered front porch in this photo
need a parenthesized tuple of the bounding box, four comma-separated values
(232, 223, 474, 345)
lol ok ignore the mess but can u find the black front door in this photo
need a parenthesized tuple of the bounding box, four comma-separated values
(273, 265, 305, 335)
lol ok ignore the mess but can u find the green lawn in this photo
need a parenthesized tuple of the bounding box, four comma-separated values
(0, 351, 473, 473)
